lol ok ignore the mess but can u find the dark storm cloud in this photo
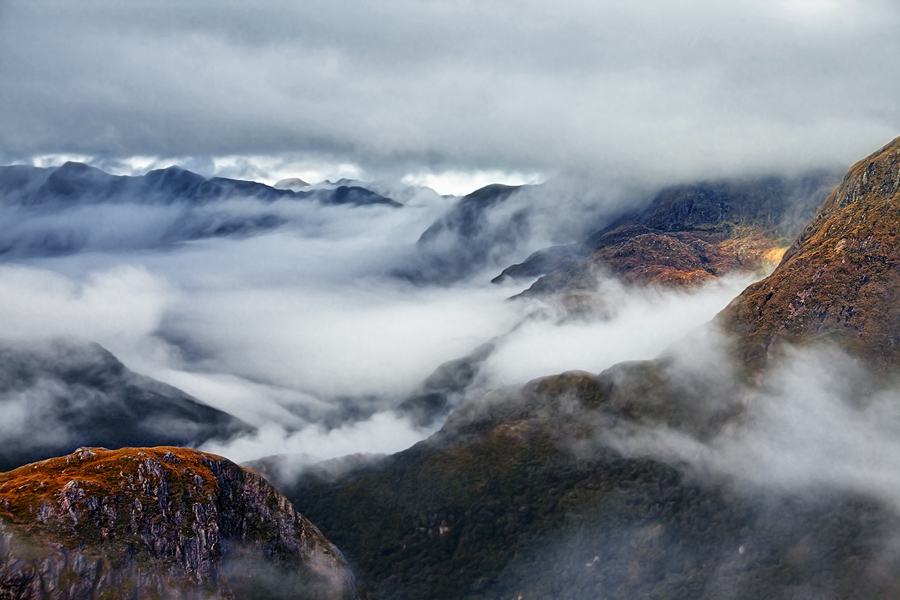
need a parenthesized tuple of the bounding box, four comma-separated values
(1, 0, 898, 181)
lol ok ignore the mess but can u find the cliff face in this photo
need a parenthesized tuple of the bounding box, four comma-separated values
(720, 136, 900, 369)
(0, 447, 359, 600)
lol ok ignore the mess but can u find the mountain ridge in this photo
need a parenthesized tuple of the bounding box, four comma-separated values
(720, 135, 900, 369)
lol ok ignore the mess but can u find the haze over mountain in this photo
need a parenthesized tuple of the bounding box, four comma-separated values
(2, 156, 814, 470)
(4, 134, 900, 598)
(279, 136, 900, 599)
(2, 2, 899, 598)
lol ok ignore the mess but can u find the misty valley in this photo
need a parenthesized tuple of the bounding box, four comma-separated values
(4, 137, 900, 599)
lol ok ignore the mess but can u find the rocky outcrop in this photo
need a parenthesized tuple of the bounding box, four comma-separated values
(720, 136, 900, 369)
(0, 447, 359, 600)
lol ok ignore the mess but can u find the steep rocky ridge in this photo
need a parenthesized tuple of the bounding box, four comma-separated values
(0, 446, 359, 600)
(498, 171, 838, 294)
(720, 136, 900, 369)
(0, 340, 250, 472)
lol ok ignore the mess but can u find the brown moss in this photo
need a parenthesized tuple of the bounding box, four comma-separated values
(0, 447, 228, 524)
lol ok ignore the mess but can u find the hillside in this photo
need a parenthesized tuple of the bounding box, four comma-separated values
(287, 365, 900, 599)
(720, 136, 900, 369)
(0, 446, 359, 600)
(281, 139, 900, 599)
(0, 340, 250, 472)
(498, 172, 838, 293)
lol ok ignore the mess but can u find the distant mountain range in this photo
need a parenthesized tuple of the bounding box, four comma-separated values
(0, 162, 397, 258)
(0, 161, 396, 208)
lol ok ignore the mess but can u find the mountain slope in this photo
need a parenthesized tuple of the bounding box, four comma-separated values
(0, 340, 249, 472)
(0, 446, 360, 600)
(287, 365, 900, 600)
(281, 140, 900, 599)
(720, 136, 900, 369)
(499, 172, 838, 293)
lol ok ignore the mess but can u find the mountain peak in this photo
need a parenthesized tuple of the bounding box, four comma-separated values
(720, 135, 900, 368)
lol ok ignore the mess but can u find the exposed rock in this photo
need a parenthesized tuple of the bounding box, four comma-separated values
(0, 446, 360, 600)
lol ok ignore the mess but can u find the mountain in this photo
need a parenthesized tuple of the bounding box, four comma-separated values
(0, 162, 398, 258)
(497, 171, 839, 294)
(393, 184, 527, 284)
(278, 141, 900, 599)
(720, 136, 900, 369)
(0, 162, 397, 208)
(0, 340, 249, 472)
(0, 446, 360, 600)
(286, 363, 900, 600)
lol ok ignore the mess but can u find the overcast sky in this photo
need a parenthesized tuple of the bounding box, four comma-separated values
(1, 0, 898, 191)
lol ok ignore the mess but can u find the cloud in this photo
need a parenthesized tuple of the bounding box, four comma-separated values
(0, 166, 780, 466)
(202, 412, 431, 468)
(1, 1, 897, 182)
(599, 334, 900, 514)
(480, 274, 760, 388)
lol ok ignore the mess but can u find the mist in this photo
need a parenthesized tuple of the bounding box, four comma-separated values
(592, 330, 900, 515)
(0, 165, 773, 467)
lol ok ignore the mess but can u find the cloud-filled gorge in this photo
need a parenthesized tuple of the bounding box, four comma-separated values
(0, 166, 761, 468)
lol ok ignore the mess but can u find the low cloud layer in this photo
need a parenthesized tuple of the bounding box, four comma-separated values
(1, 1, 898, 184)
(0, 170, 771, 466)
(599, 332, 900, 514)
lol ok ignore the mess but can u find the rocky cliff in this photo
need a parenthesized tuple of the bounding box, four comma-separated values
(720, 136, 900, 369)
(0, 447, 359, 600)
